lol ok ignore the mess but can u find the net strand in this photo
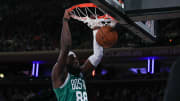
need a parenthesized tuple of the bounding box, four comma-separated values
(76, 8, 81, 17)
(98, 8, 106, 15)
(94, 8, 98, 19)
(68, 3, 116, 29)
(77, 7, 87, 17)
(86, 7, 96, 17)
(85, 8, 88, 17)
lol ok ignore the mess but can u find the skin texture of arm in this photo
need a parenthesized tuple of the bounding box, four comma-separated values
(51, 10, 72, 89)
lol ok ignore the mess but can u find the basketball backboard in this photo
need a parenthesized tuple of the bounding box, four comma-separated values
(89, 0, 156, 43)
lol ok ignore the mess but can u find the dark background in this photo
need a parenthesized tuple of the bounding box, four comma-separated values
(0, 0, 180, 101)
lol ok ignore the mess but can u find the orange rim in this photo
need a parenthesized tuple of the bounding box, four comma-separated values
(67, 3, 98, 12)
(67, 3, 114, 20)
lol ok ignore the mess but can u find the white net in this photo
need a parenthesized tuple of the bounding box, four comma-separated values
(69, 5, 117, 29)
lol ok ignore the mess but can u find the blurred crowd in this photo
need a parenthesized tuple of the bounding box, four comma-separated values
(0, 33, 59, 52)
(0, 87, 56, 101)
(90, 86, 165, 101)
(0, 84, 165, 101)
(0, 32, 93, 52)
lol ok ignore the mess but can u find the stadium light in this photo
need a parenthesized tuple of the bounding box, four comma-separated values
(32, 63, 35, 76)
(92, 70, 96, 77)
(32, 61, 40, 77)
(0, 73, 4, 79)
(35, 62, 39, 77)
(152, 58, 155, 74)
(101, 69, 108, 75)
(148, 58, 151, 73)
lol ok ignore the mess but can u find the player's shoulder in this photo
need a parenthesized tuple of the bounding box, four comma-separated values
(57, 73, 71, 89)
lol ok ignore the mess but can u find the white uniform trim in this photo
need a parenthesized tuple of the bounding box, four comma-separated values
(59, 73, 70, 88)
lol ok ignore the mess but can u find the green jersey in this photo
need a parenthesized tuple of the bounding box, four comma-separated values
(53, 73, 88, 101)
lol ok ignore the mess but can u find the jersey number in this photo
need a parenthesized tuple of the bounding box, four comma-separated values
(76, 91, 88, 101)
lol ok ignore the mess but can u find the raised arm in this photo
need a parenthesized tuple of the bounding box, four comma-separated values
(80, 29, 103, 75)
(51, 10, 72, 89)
(80, 21, 118, 75)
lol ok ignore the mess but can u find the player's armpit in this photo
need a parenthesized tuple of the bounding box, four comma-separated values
(51, 62, 68, 89)
(81, 60, 94, 71)
(51, 50, 69, 89)
(80, 59, 95, 77)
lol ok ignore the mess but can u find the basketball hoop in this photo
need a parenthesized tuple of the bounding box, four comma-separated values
(67, 3, 117, 29)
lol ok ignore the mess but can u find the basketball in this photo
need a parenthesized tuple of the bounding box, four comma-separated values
(96, 26, 118, 48)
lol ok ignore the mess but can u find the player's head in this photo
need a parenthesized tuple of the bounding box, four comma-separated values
(66, 51, 81, 75)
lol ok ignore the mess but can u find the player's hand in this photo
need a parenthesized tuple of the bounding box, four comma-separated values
(63, 9, 70, 20)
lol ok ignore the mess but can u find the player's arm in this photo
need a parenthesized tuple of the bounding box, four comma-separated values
(80, 29, 103, 74)
(51, 10, 72, 89)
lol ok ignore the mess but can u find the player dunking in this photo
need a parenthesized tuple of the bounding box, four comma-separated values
(51, 10, 103, 101)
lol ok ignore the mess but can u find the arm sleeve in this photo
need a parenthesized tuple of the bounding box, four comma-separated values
(88, 30, 103, 67)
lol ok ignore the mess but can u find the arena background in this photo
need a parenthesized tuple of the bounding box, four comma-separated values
(0, 0, 180, 101)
